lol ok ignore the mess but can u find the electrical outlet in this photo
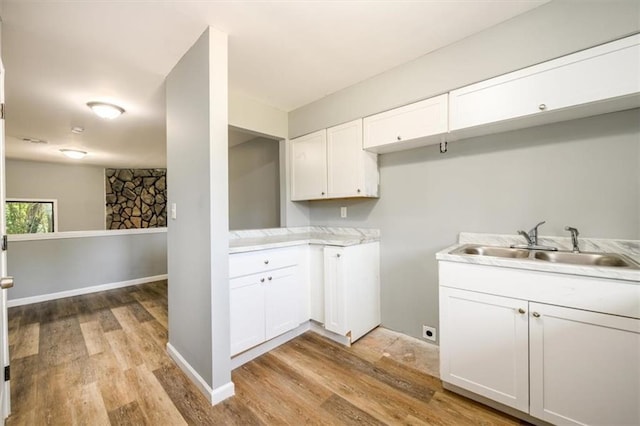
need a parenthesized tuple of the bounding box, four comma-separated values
(340, 206, 347, 218)
(422, 325, 436, 342)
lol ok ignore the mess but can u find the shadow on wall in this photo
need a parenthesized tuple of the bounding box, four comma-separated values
(106, 168, 167, 229)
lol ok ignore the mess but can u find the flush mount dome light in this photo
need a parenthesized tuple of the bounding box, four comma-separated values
(60, 149, 87, 159)
(86, 101, 125, 119)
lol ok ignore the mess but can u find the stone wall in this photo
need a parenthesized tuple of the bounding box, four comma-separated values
(105, 169, 167, 229)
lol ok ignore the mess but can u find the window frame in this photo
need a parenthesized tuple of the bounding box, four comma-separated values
(6, 198, 59, 234)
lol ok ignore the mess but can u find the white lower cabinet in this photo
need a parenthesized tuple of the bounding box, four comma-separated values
(529, 303, 640, 426)
(324, 242, 380, 343)
(440, 268, 640, 426)
(230, 266, 299, 356)
(439, 287, 529, 412)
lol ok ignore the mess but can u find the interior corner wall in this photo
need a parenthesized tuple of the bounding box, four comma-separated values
(5, 159, 105, 231)
(166, 26, 230, 392)
(287, 1, 640, 341)
(229, 137, 280, 230)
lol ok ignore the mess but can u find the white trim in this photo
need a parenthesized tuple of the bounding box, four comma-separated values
(166, 342, 235, 404)
(231, 322, 310, 370)
(211, 382, 235, 405)
(8, 227, 167, 242)
(7, 274, 167, 307)
(6, 198, 59, 232)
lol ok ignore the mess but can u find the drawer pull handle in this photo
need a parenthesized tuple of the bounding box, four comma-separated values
(264, 260, 269, 265)
(538, 103, 547, 111)
(268, 276, 272, 281)
(518, 308, 526, 314)
(532, 312, 541, 318)
(260, 278, 265, 283)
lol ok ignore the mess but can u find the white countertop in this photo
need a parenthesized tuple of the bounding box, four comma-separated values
(229, 226, 380, 254)
(436, 232, 640, 283)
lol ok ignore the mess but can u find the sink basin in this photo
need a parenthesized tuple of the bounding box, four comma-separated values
(451, 245, 530, 259)
(533, 251, 640, 269)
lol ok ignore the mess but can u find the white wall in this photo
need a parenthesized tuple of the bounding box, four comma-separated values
(287, 1, 640, 341)
(229, 137, 280, 230)
(6, 159, 105, 231)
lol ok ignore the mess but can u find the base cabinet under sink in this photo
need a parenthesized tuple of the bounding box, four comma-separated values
(440, 281, 640, 426)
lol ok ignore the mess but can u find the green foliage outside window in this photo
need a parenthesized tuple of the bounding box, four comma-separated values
(6, 201, 55, 234)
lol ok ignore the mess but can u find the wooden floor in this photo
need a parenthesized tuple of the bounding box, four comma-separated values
(6, 281, 525, 425)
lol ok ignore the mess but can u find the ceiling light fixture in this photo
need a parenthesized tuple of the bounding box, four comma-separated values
(71, 126, 85, 134)
(86, 101, 125, 119)
(60, 149, 87, 159)
(22, 137, 48, 144)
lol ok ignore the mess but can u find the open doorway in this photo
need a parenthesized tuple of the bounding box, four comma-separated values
(228, 126, 281, 230)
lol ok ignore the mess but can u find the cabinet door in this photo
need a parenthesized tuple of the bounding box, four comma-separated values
(264, 266, 300, 340)
(529, 303, 640, 426)
(308, 245, 325, 323)
(290, 129, 327, 201)
(450, 34, 640, 132)
(230, 274, 265, 356)
(363, 94, 448, 153)
(439, 287, 529, 412)
(327, 119, 378, 198)
(324, 246, 347, 336)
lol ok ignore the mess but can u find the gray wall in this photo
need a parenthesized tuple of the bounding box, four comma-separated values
(229, 137, 280, 230)
(288, 1, 640, 340)
(6, 159, 105, 231)
(166, 27, 231, 391)
(7, 231, 167, 300)
(306, 110, 640, 340)
(290, 1, 640, 137)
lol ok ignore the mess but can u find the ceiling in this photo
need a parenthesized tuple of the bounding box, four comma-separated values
(0, 0, 548, 168)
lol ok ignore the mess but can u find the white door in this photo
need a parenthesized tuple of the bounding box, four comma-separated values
(326, 119, 363, 198)
(323, 246, 347, 336)
(290, 130, 327, 201)
(529, 303, 640, 426)
(264, 266, 298, 340)
(0, 57, 11, 420)
(439, 287, 529, 412)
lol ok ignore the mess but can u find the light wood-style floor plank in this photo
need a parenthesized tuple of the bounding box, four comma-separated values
(7, 280, 527, 425)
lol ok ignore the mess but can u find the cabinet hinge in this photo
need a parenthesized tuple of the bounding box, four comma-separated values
(4, 365, 9, 382)
(0, 103, 5, 120)
(1, 235, 7, 251)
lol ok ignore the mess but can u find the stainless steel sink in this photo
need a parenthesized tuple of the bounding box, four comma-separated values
(533, 251, 640, 269)
(450, 244, 640, 269)
(450, 245, 531, 259)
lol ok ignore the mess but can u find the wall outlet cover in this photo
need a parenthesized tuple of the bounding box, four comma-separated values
(340, 206, 347, 218)
(422, 325, 436, 342)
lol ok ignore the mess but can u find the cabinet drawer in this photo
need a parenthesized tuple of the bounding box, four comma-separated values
(229, 246, 301, 278)
(363, 94, 448, 153)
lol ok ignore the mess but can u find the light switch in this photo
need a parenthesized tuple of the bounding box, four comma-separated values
(171, 203, 177, 220)
(340, 207, 347, 218)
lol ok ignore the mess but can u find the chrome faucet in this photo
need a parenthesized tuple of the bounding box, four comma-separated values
(565, 226, 580, 253)
(512, 220, 558, 251)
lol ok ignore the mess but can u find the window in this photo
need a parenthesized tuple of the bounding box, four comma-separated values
(6, 199, 58, 234)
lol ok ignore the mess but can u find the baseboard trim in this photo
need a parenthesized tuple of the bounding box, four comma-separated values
(166, 342, 235, 405)
(7, 274, 168, 307)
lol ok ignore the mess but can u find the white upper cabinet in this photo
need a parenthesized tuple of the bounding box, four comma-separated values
(291, 119, 379, 201)
(327, 119, 378, 198)
(363, 94, 448, 153)
(290, 129, 327, 201)
(449, 34, 640, 139)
